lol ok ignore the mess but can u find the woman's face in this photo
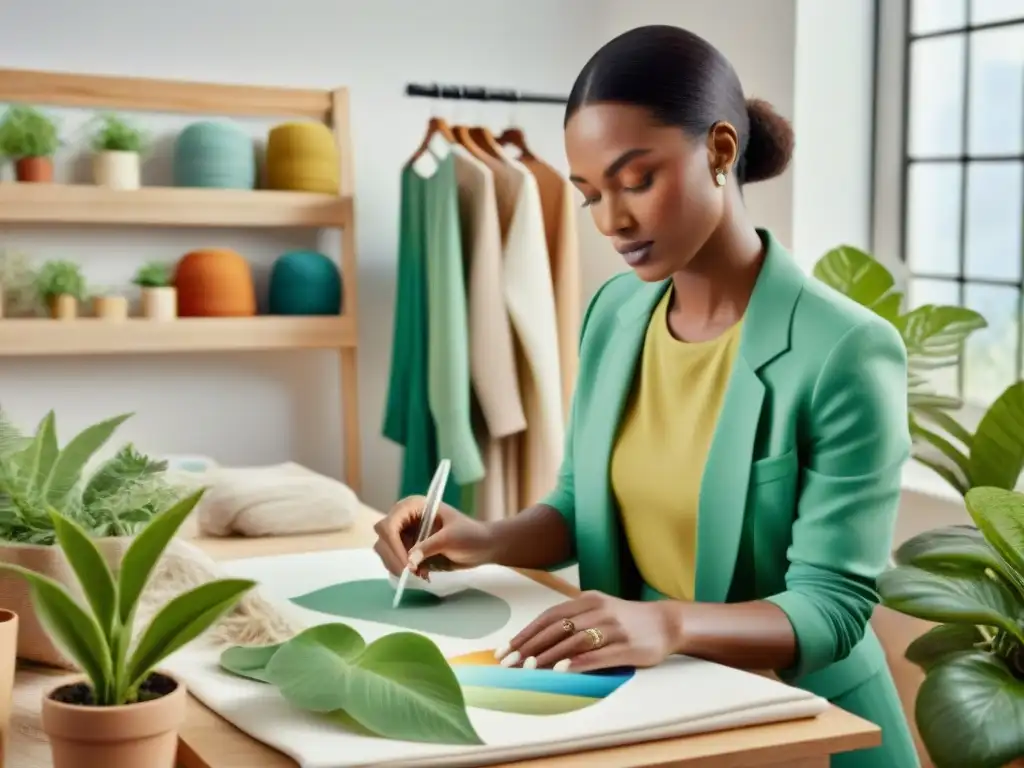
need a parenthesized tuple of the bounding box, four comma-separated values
(565, 103, 728, 281)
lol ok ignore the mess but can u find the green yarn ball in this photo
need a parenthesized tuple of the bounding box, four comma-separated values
(268, 250, 342, 315)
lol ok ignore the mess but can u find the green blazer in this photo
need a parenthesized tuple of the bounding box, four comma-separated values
(541, 229, 911, 702)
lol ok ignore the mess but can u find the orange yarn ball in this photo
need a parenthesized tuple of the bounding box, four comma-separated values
(174, 248, 257, 317)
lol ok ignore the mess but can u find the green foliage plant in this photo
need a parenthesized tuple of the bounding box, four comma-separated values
(88, 113, 150, 154)
(0, 105, 61, 159)
(132, 261, 173, 289)
(35, 260, 87, 303)
(0, 410, 185, 544)
(878, 487, 1024, 768)
(220, 623, 483, 746)
(0, 488, 254, 706)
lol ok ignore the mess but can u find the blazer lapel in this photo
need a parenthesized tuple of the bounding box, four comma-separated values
(575, 279, 668, 597)
(695, 232, 806, 603)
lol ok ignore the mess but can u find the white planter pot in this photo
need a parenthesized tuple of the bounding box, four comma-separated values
(93, 151, 141, 190)
(142, 286, 177, 321)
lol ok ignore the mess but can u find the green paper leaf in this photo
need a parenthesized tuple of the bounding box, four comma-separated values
(969, 382, 1024, 491)
(894, 525, 1004, 574)
(127, 578, 254, 689)
(0, 563, 111, 694)
(916, 652, 1024, 768)
(905, 624, 984, 672)
(878, 565, 1024, 642)
(117, 488, 206, 623)
(48, 507, 117, 638)
(263, 625, 482, 745)
(812, 246, 903, 320)
(220, 642, 285, 684)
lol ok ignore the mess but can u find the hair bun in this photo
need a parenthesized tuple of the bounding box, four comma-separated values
(742, 98, 794, 184)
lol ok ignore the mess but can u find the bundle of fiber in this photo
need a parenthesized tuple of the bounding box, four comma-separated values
(265, 122, 340, 194)
(174, 248, 256, 317)
(173, 120, 256, 189)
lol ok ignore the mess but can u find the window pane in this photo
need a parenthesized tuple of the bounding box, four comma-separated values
(910, 278, 963, 396)
(970, 0, 1024, 25)
(909, 35, 967, 157)
(964, 283, 1020, 404)
(907, 163, 963, 275)
(968, 24, 1024, 156)
(913, 0, 968, 34)
(965, 161, 1023, 281)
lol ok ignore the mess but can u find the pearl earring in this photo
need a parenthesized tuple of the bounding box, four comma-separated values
(715, 169, 727, 187)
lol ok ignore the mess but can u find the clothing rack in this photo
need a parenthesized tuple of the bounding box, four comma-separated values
(405, 82, 568, 105)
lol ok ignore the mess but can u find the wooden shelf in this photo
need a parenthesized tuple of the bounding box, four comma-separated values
(0, 316, 356, 356)
(0, 183, 351, 228)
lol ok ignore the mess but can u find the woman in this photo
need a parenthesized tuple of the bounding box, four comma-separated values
(374, 25, 919, 768)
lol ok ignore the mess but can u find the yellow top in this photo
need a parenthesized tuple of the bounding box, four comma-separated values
(609, 287, 743, 601)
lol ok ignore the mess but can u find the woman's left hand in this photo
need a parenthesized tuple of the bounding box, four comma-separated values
(496, 590, 677, 673)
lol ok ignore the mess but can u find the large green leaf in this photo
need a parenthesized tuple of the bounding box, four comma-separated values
(0, 563, 111, 694)
(917, 406, 974, 450)
(41, 412, 132, 505)
(905, 624, 984, 672)
(969, 382, 1024, 491)
(966, 487, 1024, 594)
(219, 642, 286, 684)
(812, 246, 903, 321)
(127, 578, 254, 690)
(263, 626, 481, 745)
(48, 507, 117, 638)
(911, 420, 971, 483)
(916, 651, 1024, 768)
(33, 412, 59, 491)
(895, 305, 988, 368)
(117, 488, 206, 622)
(0, 410, 29, 457)
(894, 525, 1004, 573)
(878, 565, 1023, 642)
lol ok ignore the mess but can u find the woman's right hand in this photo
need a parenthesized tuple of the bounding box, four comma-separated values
(372, 495, 499, 578)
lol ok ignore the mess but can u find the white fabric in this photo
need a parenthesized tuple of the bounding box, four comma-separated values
(165, 549, 828, 768)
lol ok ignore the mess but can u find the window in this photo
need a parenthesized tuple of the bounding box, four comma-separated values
(901, 0, 1024, 405)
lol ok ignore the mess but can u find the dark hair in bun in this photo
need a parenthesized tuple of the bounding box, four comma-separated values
(565, 25, 795, 185)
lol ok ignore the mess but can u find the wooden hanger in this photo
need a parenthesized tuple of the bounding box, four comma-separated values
(408, 116, 455, 164)
(453, 124, 488, 159)
(498, 127, 534, 161)
(468, 126, 506, 160)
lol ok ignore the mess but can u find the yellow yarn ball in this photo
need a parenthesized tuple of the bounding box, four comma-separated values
(265, 122, 340, 194)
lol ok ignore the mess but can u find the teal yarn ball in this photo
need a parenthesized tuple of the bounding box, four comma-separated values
(269, 250, 342, 315)
(173, 121, 256, 189)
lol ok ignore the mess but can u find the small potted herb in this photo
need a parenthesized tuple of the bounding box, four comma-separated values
(0, 105, 61, 182)
(133, 261, 176, 321)
(0, 490, 254, 768)
(89, 113, 149, 190)
(36, 260, 87, 320)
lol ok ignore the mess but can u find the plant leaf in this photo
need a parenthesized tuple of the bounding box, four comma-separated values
(905, 624, 984, 672)
(812, 246, 903, 320)
(878, 565, 1024, 642)
(263, 626, 482, 745)
(127, 578, 254, 689)
(911, 452, 969, 496)
(969, 382, 1024, 491)
(894, 525, 1004, 573)
(911, 420, 972, 483)
(42, 413, 132, 505)
(48, 507, 116, 639)
(895, 305, 988, 368)
(33, 411, 59, 491)
(0, 563, 111, 694)
(916, 651, 1024, 768)
(117, 488, 205, 623)
(916, 406, 975, 450)
(219, 642, 286, 684)
(966, 487, 1024, 587)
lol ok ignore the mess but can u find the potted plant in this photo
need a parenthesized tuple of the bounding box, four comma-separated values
(0, 409, 187, 668)
(132, 261, 176, 321)
(88, 113, 149, 190)
(0, 487, 254, 768)
(0, 105, 61, 182)
(878, 486, 1024, 768)
(0, 248, 45, 318)
(90, 287, 129, 322)
(35, 260, 87, 320)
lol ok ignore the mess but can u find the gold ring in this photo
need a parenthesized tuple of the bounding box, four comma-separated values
(560, 618, 575, 635)
(584, 627, 605, 649)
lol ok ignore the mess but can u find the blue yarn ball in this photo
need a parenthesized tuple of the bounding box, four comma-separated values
(173, 121, 256, 189)
(269, 250, 342, 315)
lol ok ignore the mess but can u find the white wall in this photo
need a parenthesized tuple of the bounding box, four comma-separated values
(0, 0, 875, 512)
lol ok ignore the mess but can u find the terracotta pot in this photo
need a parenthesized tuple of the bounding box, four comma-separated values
(0, 610, 17, 768)
(92, 295, 128, 321)
(15, 156, 53, 183)
(42, 671, 187, 768)
(141, 286, 177, 321)
(93, 151, 141, 190)
(48, 294, 78, 320)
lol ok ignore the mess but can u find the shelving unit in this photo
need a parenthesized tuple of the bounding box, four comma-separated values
(0, 67, 363, 492)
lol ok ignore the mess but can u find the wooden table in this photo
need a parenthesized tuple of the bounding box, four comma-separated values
(11, 504, 880, 767)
